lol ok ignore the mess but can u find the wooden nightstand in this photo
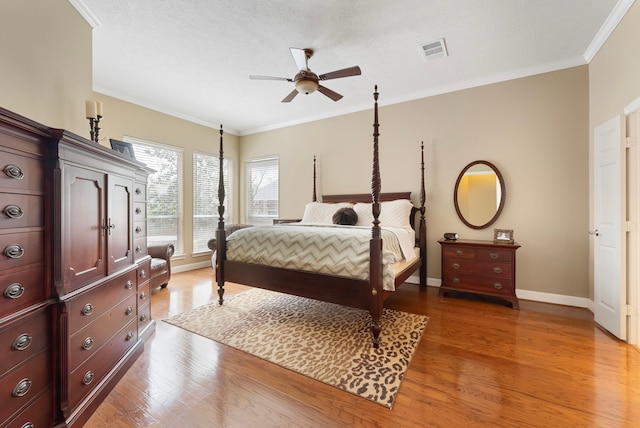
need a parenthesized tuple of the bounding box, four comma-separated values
(438, 239, 521, 309)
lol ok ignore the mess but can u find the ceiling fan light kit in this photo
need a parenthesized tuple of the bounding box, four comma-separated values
(250, 47, 361, 103)
(295, 78, 319, 94)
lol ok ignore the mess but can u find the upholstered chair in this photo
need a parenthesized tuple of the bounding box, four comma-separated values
(148, 243, 175, 290)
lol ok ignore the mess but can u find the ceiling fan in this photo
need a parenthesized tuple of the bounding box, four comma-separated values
(249, 47, 362, 103)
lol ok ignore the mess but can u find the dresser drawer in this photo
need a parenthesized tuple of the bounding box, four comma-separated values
(3, 386, 52, 428)
(443, 273, 515, 296)
(69, 293, 137, 371)
(0, 349, 51, 424)
(476, 248, 513, 262)
(138, 300, 152, 334)
(0, 151, 44, 195)
(0, 231, 44, 273)
(442, 246, 477, 260)
(0, 193, 44, 230)
(0, 307, 49, 377)
(443, 259, 513, 279)
(134, 236, 148, 261)
(67, 318, 137, 411)
(133, 183, 146, 202)
(67, 269, 137, 334)
(0, 266, 46, 319)
(133, 202, 146, 220)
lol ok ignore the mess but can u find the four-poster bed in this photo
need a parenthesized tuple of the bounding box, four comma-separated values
(214, 86, 426, 347)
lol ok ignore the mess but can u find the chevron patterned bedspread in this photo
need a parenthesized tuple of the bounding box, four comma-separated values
(225, 224, 405, 291)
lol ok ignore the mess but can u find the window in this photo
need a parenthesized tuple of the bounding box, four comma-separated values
(246, 156, 278, 225)
(193, 152, 232, 253)
(126, 137, 184, 255)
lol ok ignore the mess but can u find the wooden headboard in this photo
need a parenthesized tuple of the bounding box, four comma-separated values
(322, 192, 411, 203)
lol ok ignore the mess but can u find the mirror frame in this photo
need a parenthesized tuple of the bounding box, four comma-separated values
(453, 160, 506, 230)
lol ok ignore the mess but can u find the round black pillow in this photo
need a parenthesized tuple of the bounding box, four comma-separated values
(332, 207, 358, 225)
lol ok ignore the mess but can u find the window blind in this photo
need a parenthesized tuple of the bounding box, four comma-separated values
(193, 151, 232, 253)
(246, 157, 279, 225)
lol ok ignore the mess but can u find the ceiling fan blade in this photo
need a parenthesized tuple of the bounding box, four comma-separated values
(249, 75, 291, 81)
(290, 47, 309, 72)
(317, 85, 343, 102)
(281, 89, 299, 103)
(319, 66, 362, 81)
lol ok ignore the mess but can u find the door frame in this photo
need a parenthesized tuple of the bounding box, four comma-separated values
(625, 97, 640, 346)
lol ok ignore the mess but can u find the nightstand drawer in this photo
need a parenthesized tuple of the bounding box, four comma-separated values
(442, 246, 477, 259)
(444, 274, 515, 296)
(443, 259, 513, 279)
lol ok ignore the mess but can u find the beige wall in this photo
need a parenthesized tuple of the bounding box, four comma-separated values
(242, 67, 590, 298)
(589, 1, 640, 299)
(0, 0, 91, 134)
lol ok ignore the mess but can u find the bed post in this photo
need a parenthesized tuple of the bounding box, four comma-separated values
(216, 125, 227, 305)
(419, 142, 427, 288)
(312, 155, 317, 202)
(369, 85, 383, 348)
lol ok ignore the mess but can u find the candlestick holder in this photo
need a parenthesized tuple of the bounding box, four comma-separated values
(94, 115, 102, 142)
(87, 115, 102, 143)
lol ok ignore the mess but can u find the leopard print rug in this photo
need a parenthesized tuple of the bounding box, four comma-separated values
(163, 288, 428, 408)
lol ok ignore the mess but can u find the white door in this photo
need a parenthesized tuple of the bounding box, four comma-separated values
(593, 115, 627, 340)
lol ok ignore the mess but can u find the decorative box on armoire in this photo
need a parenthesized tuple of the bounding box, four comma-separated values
(0, 106, 155, 428)
(438, 239, 521, 309)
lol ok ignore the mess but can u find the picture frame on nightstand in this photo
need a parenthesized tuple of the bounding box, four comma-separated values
(493, 228, 514, 244)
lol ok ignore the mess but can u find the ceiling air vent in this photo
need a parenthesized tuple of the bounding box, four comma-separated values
(419, 38, 448, 62)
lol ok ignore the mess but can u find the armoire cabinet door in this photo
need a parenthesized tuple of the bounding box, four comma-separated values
(62, 165, 107, 293)
(107, 175, 134, 273)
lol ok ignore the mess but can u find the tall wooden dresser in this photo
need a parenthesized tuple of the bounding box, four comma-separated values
(439, 239, 521, 309)
(0, 107, 155, 427)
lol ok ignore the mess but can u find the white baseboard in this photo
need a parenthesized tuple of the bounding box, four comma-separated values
(172, 260, 212, 274)
(407, 275, 592, 309)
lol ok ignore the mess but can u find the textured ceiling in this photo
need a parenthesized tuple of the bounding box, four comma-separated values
(74, 0, 625, 135)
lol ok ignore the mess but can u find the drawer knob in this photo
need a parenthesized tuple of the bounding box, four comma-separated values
(21, 423, 35, 428)
(125, 279, 133, 289)
(82, 337, 94, 350)
(4, 283, 25, 299)
(82, 303, 94, 316)
(136, 245, 142, 253)
(493, 267, 503, 274)
(455, 250, 463, 256)
(4, 204, 24, 219)
(4, 164, 24, 179)
(12, 378, 32, 397)
(140, 269, 147, 279)
(494, 283, 503, 290)
(135, 226, 142, 233)
(125, 331, 134, 341)
(490, 252, 499, 259)
(140, 291, 147, 300)
(140, 313, 147, 322)
(13, 333, 32, 351)
(4, 244, 25, 259)
(452, 263, 460, 269)
(126, 306, 134, 316)
(452, 277, 461, 284)
(135, 207, 142, 215)
(135, 188, 142, 195)
(82, 371, 94, 385)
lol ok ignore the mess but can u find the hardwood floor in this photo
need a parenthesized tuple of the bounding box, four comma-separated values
(85, 268, 640, 427)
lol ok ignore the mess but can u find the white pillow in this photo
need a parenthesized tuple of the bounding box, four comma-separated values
(354, 199, 413, 228)
(300, 202, 354, 224)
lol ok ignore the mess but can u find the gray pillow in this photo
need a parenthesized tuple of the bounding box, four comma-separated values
(332, 207, 358, 225)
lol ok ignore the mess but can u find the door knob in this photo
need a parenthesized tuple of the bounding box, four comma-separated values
(589, 229, 600, 237)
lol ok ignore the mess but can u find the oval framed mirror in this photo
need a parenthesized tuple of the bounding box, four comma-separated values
(454, 160, 505, 229)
